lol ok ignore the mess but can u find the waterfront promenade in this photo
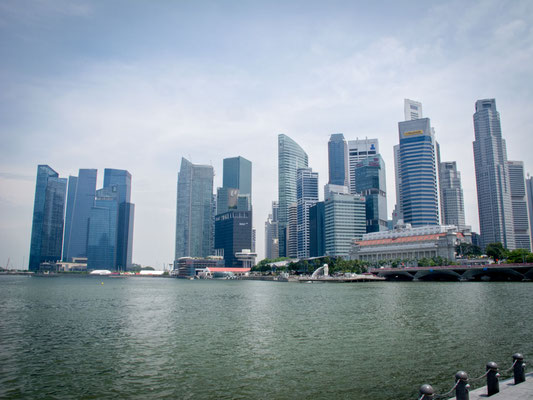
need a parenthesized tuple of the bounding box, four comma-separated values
(448, 372, 533, 399)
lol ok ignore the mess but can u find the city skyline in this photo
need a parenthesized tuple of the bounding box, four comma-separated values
(1, 1, 533, 267)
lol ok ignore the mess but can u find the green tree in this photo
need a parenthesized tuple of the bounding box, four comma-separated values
(506, 249, 532, 263)
(455, 242, 482, 258)
(485, 242, 508, 262)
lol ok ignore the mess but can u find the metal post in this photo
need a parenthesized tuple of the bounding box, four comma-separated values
(486, 361, 500, 396)
(455, 371, 469, 400)
(513, 353, 526, 384)
(418, 384, 434, 399)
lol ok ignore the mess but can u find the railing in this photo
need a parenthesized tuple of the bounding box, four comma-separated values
(418, 353, 527, 399)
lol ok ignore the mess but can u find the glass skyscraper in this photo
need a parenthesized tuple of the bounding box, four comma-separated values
(29, 165, 67, 271)
(348, 138, 379, 195)
(398, 118, 439, 227)
(507, 161, 531, 250)
(309, 201, 325, 257)
(223, 156, 252, 199)
(328, 133, 349, 187)
(354, 155, 388, 233)
(63, 169, 97, 261)
(439, 161, 466, 230)
(175, 157, 214, 259)
(62, 175, 78, 261)
(473, 99, 515, 250)
(278, 134, 308, 257)
(296, 167, 318, 258)
(87, 187, 119, 270)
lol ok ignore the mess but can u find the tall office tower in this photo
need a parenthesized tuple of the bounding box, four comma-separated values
(328, 133, 349, 187)
(214, 211, 252, 267)
(324, 193, 366, 258)
(264, 202, 279, 259)
(63, 169, 97, 261)
(473, 99, 515, 250)
(87, 187, 119, 270)
(223, 156, 252, 199)
(309, 202, 325, 257)
(347, 138, 379, 194)
(104, 169, 134, 270)
(287, 202, 298, 258)
(404, 98, 423, 121)
(296, 168, 319, 258)
(29, 165, 67, 271)
(397, 117, 439, 226)
(278, 134, 308, 257)
(507, 161, 531, 250)
(62, 175, 78, 261)
(354, 155, 388, 233)
(439, 161, 466, 230)
(526, 176, 533, 249)
(175, 158, 214, 259)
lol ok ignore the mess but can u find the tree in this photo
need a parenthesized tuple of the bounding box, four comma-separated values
(455, 243, 482, 258)
(506, 249, 533, 263)
(485, 242, 508, 262)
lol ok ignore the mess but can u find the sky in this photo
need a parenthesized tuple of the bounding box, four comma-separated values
(1, 0, 532, 269)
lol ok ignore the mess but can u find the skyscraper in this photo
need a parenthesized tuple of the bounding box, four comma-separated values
(175, 157, 214, 259)
(354, 155, 388, 233)
(439, 161, 466, 230)
(404, 98, 423, 121)
(526, 176, 533, 250)
(507, 161, 531, 250)
(309, 202, 325, 257)
(347, 138, 379, 195)
(473, 99, 515, 249)
(264, 202, 279, 260)
(63, 169, 97, 261)
(397, 117, 439, 226)
(29, 165, 67, 271)
(87, 187, 119, 270)
(328, 133, 349, 187)
(62, 175, 77, 261)
(296, 167, 319, 258)
(104, 169, 135, 270)
(223, 156, 252, 199)
(215, 211, 252, 267)
(278, 134, 308, 257)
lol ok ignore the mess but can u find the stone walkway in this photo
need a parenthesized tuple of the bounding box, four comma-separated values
(449, 372, 533, 399)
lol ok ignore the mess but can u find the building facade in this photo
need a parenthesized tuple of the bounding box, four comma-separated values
(347, 138, 379, 195)
(29, 165, 67, 271)
(439, 161, 466, 230)
(296, 168, 319, 258)
(309, 201, 325, 257)
(264, 202, 279, 260)
(328, 133, 349, 187)
(398, 117, 439, 227)
(324, 192, 366, 258)
(354, 155, 387, 233)
(287, 202, 298, 258)
(473, 99, 515, 249)
(214, 210, 252, 268)
(507, 161, 531, 250)
(526, 177, 533, 250)
(175, 157, 214, 259)
(278, 134, 308, 257)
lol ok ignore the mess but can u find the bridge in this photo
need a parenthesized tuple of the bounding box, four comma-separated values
(368, 263, 533, 282)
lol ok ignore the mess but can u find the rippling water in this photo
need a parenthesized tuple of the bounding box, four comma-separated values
(0, 276, 531, 399)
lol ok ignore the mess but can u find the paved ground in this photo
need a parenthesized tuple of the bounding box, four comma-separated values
(449, 372, 533, 399)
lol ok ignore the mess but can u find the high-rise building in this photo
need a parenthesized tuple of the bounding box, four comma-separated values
(328, 133, 349, 187)
(87, 187, 119, 270)
(354, 155, 388, 233)
(347, 138, 379, 195)
(404, 98, 423, 121)
(214, 211, 252, 267)
(526, 176, 533, 249)
(29, 165, 67, 271)
(507, 161, 531, 250)
(473, 99, 515, 249)
(264, 202, 279, 260)
(103, 169, 134, 270)
(223, 156, 252, 198)
(287, 202, 298, 258)
(63, 169, 97, 261)
(296, 168, 319, 258)
(397, 117, 439, 226)
(324, 193, 366, 258)
(439, 161, 466, 230)
(62, 175, 77, 261)
(309, 202, 325, 257)
(175, 157, 214, 259)
(278, 134, 308, 257)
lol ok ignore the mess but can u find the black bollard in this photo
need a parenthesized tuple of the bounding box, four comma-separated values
(513, 353, 526, 384)
(419, 384, 434, 399)
(486, 361, 500, 396)
(455, 371, 469, 400)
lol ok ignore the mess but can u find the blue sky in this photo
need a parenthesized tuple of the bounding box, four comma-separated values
(1, 0, 532, 268)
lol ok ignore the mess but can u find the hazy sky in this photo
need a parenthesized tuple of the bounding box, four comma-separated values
(1, 0, 532, 269)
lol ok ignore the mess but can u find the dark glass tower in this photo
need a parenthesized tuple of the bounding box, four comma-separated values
(296, 167, 318, 258)
(62, 175, 78, 261)
(309, 202, 325, 257)
(223, 156, 252, 198)
(63, 169, 97, 261)
(175, 158, 214, 259)
(215, 211, 252, 267)
(29, 165, 67, 271)
(355, 155, 388, 233)
(328, 133, 349, 187)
